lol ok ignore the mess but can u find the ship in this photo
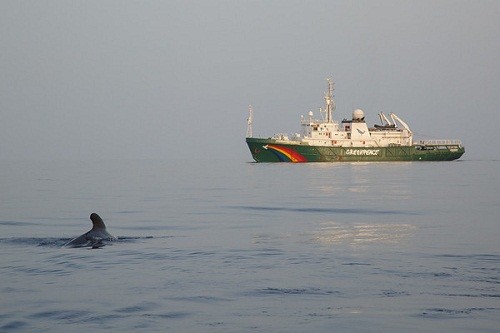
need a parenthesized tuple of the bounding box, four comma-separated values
(245, 78, 464, 162)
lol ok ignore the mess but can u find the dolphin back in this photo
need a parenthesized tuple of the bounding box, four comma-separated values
(64, 234, 90, 247)
(64, 213, 116, 248)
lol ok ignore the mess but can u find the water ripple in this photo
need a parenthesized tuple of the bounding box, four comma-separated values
(0, 320, 28, 331)
(166, 295, 232, 303)
(0, 220, 39, 226)
(249, 287, 340, 296)
(29, 310, 91, 321)
(420, 307, 496, 318)
(229, 205, 419, 215)
(0, 236, 167, 249)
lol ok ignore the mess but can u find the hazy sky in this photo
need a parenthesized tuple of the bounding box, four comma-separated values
(1, 1, 499, 160)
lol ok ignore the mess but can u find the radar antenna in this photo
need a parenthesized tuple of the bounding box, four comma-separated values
(246, 105, 253, 138)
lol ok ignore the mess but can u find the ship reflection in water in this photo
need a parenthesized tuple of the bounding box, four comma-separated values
(314, 221, 416, 245)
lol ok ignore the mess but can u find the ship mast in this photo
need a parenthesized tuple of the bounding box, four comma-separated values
(324, 78, 335, 123)
(246, 105, 253, 138)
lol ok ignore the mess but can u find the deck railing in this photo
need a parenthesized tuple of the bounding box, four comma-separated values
(418, 140, 462, 146)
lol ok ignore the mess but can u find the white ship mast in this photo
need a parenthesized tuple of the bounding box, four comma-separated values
(246, 105, 253, 138)
(324, 78, 335, 123)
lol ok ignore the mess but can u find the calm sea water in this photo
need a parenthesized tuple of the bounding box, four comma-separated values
(0, 159, 498, 332)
